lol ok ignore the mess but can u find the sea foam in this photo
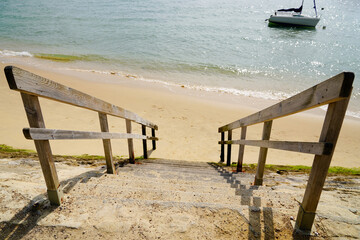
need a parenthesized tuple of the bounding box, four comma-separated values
(77, 68, 360, 119)
(0, 50, 33, 57)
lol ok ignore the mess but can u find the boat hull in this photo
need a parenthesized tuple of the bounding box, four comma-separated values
(269, 14, 320, 27)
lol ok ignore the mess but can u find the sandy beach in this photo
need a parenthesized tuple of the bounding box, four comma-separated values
(1, 60, 360, 168)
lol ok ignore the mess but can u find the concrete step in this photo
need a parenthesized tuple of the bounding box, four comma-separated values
(83, 174, 286, 197)
(135, 159, 216, 169)
(115, 167, 255, 184)
(124, 161, 243, 176)
(90, 172, 250, 189)
(122, 162, 256, 182)
(72, 182, 299, 209)
(121, 164, 219, 177)
(67, 194, 296, 216)
(122, 166, 256, 186)
(126, 160, 215, 170)
(121, 162, 219, 174)
(85, 177, 238, 195)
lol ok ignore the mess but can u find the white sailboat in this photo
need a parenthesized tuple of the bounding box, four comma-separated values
(268, 0, 320, 27)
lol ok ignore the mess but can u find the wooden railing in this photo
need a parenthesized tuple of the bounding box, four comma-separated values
(218, 72, 354, 233)
(4, 66, 158, 206)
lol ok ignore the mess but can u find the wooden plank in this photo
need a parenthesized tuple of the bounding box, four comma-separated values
(23, 128, 148, 140)
(151, 128, 156, 150)
(142, 125, 148, 159)
(20, 93, 63, 205)
(5, 66, 158, 129)
(295, 95, 351, 232)
(99, 113, 116, 174)
(126, 119, 135, 164)
(219, 140, 332, 156)
(254, 121, 272, 186)
(236, 126, 247, 172)
(220, 132, 225, 162)
(219, 72, 354, 132)
(226, 130, 232, 166)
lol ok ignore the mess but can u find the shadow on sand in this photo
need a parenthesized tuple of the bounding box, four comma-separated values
(0, 168, 106, 240)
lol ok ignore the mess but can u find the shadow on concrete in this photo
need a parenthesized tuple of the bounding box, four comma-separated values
(210, 164, 312, 240)
(0, 169, 105, 240)
(211, 164, 275, 240)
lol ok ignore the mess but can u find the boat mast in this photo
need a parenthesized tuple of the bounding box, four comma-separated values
(313, 0, 318, 17)
(300, 0, 305, 14)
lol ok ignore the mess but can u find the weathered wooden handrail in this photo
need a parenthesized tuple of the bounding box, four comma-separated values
(4, 66, 159, 206)
(218, 72, 354, 233)
(219, 72, 353, 132)
(5, 66, 157, 129)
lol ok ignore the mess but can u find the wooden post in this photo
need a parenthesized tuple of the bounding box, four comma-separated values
(142, 125, 148, 159)
(98, 113, 116, 174)
(220, 132, 225, 162)
(151, 128, 156, 150)
(254, 120, 272, 185)
(237, 126, 247, 172)
(125, 119, 135, 164)
(226, 130, 232, 166)
(20, 93, 63, 205)
(295, 97, 351, 232)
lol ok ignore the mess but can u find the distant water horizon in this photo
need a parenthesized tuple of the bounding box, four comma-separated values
(0, 0, 359, 118)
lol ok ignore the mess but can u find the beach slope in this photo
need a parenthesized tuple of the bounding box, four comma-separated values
(0, 62, 359, 167)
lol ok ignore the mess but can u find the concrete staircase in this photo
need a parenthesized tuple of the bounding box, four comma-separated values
(74, 159, 300, 210)
(1, 158, 358, 239)
(0, 159, 360, 239)
(55, 159, 301, 239)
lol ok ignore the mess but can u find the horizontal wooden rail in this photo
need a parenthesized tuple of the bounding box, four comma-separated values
(5, 66, 157, 130)
(219, 140, 332, 155)
(23, 128, 159, 141)
(219, 72, 354, 132)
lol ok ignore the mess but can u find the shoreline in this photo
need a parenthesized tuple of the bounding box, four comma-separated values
(1, 58, 360, 167)
(2, 52, 360, 120)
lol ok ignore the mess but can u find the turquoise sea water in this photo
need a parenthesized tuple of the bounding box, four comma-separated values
(0, 0, 359, 117)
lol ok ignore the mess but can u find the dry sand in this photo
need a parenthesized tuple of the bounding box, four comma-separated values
(0, 60, 360, 167)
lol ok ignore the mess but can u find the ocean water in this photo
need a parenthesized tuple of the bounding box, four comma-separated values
(0, 0, 359, 117)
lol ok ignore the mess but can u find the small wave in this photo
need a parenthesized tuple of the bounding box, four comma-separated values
(185, 85, 295, 101)
(63, 67, 360, 120)
(346, 110, 360, 119)
(63, 67, 140, 79)
(180, 63, 272, 78)
(67, 67, 295, 101)
(62, 67, 114, 75)
(320, 106, 360, 119)
(0, 49, 33, 57)
(140, 61, 276, 79)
